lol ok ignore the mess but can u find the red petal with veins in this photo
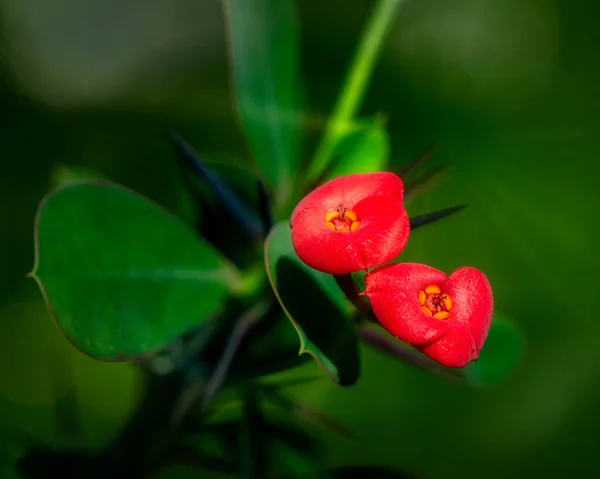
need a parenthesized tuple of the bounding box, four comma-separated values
(364, 263, 449, 344)
(290, 172, 409, 274)
(292, 196, 409, 274)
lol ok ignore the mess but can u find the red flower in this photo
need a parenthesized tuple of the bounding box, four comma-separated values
(290, 172, 410, 274)
(364, 263, 493, 368)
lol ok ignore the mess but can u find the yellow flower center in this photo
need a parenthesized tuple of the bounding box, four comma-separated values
(418, 284, 453, 320)
(324, 204, 361, 233)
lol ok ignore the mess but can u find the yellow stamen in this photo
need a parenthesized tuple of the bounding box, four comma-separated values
(419, 285, 453, 320)
(324, 211, 339, 222)
(323, 206, 360, 233)
(442, 294, 453, 311)
(344, 210, 357, 222)
(425, 285, 441, 294)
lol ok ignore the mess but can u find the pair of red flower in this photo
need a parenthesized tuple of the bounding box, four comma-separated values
(289, 172, 493, 368)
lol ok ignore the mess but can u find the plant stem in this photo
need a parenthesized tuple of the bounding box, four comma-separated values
(200, 301, 270, 409)
(307, 0, 404, 182)
(333, 274, 377, 322)
(357, 324, 465, 382)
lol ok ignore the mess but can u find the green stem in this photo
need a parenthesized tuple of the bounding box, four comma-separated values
(307, 0, 404, 181)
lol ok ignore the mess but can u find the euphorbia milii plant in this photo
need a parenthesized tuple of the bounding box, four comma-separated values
(290, 171, 494, 368)
(365, 263, 493, 368)
(290, 172, 410, 274)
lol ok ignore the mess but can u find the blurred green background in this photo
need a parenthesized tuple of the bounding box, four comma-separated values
(0, 0, 597, 477)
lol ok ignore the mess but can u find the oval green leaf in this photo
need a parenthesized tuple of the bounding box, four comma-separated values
(323, 118, 390, 181)
(462, 312, 526, 387)
(30, 180, 242, 361)
(264, 221, 360, 386)
(223, 0, 302, 204)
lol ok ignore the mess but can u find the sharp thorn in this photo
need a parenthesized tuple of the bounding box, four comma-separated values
(169, 130, 265, 242)
(397, 143, 437, 179)
(409, 204, 468, 231)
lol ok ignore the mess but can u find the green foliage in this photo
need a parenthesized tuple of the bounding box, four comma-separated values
(19, 0, 529, 477)
(308, 0, 403, 181)
(265, 221, 360, 386)
(30, 180, 241, 360)
(223, 0, 302, 205)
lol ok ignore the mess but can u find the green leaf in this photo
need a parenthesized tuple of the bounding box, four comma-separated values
(265, 222, 353, 316)
(264, 221, 360, 386)
(30, 180, 242, 361)
(463, 312, 526, 387)
(322, 118, 390, 181)
(223, 0, 302, 205)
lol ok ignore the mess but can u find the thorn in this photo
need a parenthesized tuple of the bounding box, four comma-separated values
(169, 130, 265, 242)
(397, 143, 437, 179)
(409, 204, 468, 231)
(404, 164, 448, 201)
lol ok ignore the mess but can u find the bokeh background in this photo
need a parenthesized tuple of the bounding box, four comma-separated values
(0, 0, 598, 477)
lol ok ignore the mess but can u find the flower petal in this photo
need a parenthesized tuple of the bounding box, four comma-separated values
(290, 172, 404, 227)
(416, 320, 478, 368)
(351, 195, 410, 266)
(444, 267, 494, 354)
(365, 263, 449, 344)
(291, 196, 409, 274)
